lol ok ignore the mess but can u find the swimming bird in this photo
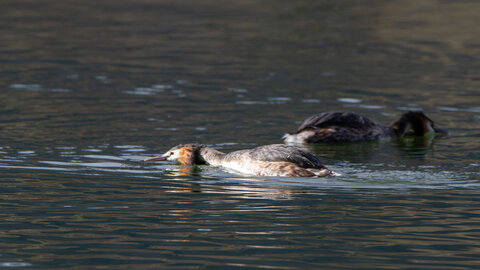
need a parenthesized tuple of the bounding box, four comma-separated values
(145, 144, 337, 177)
(283, 111, 448, 144)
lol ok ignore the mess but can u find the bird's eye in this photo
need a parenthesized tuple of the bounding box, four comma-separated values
(170, 152, 174, 155)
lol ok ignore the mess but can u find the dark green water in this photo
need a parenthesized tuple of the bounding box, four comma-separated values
(1, 0, 479, 269)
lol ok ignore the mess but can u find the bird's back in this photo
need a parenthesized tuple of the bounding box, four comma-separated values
(284, 111, 387, 143)
(224, 144, 326, 169)
(295, 111, 379, 133)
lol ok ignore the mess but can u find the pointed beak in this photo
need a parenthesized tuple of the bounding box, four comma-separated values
(144, 155, 168, 162)
(433, 127, 449, 135)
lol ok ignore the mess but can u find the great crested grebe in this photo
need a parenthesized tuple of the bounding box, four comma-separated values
(145, 144, 338, 177)
(283, 111, 448, 144)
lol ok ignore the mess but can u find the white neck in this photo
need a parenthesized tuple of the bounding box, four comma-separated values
(199, 147, 226, 166)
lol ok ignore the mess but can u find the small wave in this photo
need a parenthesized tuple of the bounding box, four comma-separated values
(18, 151, 35, 155)
(82, 155, 125, 161)
(228, 88, 248, 93)
(124, 87, 161, 95)
(358, 104, 384, 109)
(338, 98, 362, 103)
(235, 101, 268, 105)
(0, 262, 33, 267)
(40, 161, 124, 168)
(152, 84, 173, 90)
(267, 97, 291, 104)
(301, 99, 321, 103)
(0, 165, 72, 171)
(439, 106, 480, 113)
(9, 83, 42, 91)
(50, 88, 72, 93)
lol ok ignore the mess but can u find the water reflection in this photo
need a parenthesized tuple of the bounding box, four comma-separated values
(164, 166, 296, 200)
(293, 135, 440, 164)
(390, 136, 440, 157)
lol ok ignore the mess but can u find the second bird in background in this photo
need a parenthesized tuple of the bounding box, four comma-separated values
(283, 111, 448, 144)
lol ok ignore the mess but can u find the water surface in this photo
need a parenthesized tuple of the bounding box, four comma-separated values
(1, 0, 480, 269)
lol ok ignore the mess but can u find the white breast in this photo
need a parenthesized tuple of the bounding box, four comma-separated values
(220, 159, 264, 176)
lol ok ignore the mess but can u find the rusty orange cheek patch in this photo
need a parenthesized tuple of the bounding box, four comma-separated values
(178, 147, 194, 166)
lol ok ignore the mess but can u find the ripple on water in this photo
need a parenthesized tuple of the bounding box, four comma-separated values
(147, 118, 165, 123)
(82, 155, 125, 161)
(9, 84, 72, 93)
(124, 87, 163, 95)
(0, 262, 33, 267)
(152, 84, 174, 90)
(397, 106, 423, 111)
(301, 99, 321, 103)
(82, 148, 103, 153)
(172, 89, 186, 98)
(235, 100, 268, 105)
(114, 145, 146, 152)
(114, 145, 144, 149)
(235, 97, 292, 105)
(337, 97, 363, 103)
(55, 146, 76, 150)
(332, 164, 475, 189)
(154, 127, 178, 131)
(17, 151, 35, 155)
(124, 84, 174, 95)
(439, 106, 480, 113)
(50, 88, 72, 93)
(0, 164, 71, 171)
(267, 97, 291, 104)
(358, 104, 385, 109)
(227, 88, 248, 93)
(9, 83, 42, 91)
(467, 107, 480, 113)
(40, 160, 125, 168)
(176, 80, 188, 85)
(65, 74, 79, 80)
